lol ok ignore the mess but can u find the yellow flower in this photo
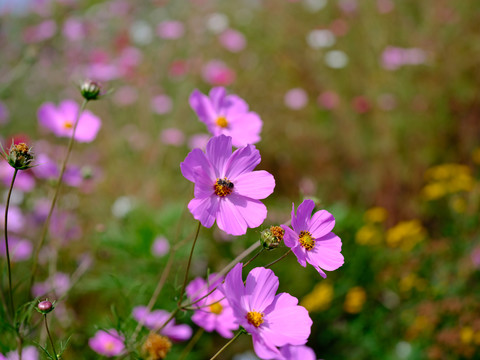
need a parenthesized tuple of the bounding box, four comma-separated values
(355, 224, 383, 246)
(344, 286, 366, 314)
(386, 220, 426, 251)
(422, 164, 475, 201)
(301, 282, 334, 312)
(363, 207, 388, 223)
(460, 327, 474, 344)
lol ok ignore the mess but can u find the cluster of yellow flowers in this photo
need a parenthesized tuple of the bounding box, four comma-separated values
(421, 163, 475, 201)
(386, 219, 426, 251)
(300, 282, 334, 313)
(355, 207, 387, 246)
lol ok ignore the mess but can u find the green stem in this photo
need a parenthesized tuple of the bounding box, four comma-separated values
(210, 331, 244, 360)
(4, 168, 18, 319)
(265, 249, 292, 268)
(242, 248, 264, 268)
(30, 99, 89, 290)
(44, 314, 58, 360)
(177, 221, 201, 307)
(178, 328, 204, 360)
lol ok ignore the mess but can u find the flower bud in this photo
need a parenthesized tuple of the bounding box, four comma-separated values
(1, 142, 35, 170)
(80, 80, 101, 101)
(37, 300, 54, 314)
(142, 333, 171, 360)
(260, 226, 285, 250)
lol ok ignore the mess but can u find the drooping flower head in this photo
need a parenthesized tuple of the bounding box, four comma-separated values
(220, 263, 312, 359)
(37, 99, 101, 143)
(186, 273, 238, 338)
(88, 329, 125, 357)
(132, 306, 192, 341)
(189, 87, 262, 147)
(281, 199, 344, 278)
(180, 135, 275, 236)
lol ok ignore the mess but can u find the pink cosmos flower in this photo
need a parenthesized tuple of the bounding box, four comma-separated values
(151, 94, 173, 115)
(281, 199, 344, 278)
(189, 87, 262, 147)
(220, 264, 312, 359)
(284, 88, 308, 110)
(37, 100, 101, 143)
(0, 345, 38, 360)
(151, 236, 170, 257)
(157, 20, 185, 39)
(0, 161, 35, 192)
(0, 236, 32, 262)
(186, 274, 238, 338)
(89, 329, 125, 357)
(160, 128, 185, 146)
(277, 345, 317, 360)
(180, 135, 275, 236)
(219, 29, 247, 52)
(132, 306, 192, 341)
(202, 60, 236, 86)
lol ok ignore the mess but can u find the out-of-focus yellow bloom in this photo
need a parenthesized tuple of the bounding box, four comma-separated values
(355, 224, 383, 246)
(473, 331, 480, 345)
(300, 282, 334, 312)
(399, 273, 426, 293)
(386, 220, 426, 251)
(450, 196, 467, 213)
(344, 286, 366, 314)
(472, 147, 480, 165)
(363, 207, 388, 223)
(422, 164, 475, 201)
(460, 327, 474, 344)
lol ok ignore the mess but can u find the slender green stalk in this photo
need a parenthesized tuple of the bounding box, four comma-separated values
(242, 248, 264, 268)
(44, 314, 58, 360)
(4, 168, 18, 319)
(210, 330, 244, 360)
(178, 328, 204, 360)
(30, 99, 88, 289)
(265, 249, 292, 268)
(177, 221, 201, 307)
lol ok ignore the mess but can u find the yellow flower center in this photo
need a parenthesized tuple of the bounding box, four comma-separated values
(142, 333, 172, 360)
(216, 116, 228, 128)
(214, 177, 234, 197)
(246, 311, 264, 328)
(105, 341, 115, 351)
(299, 230, 315, 251)
(63, 120, 74, 129)
(209, 302, 223, 315)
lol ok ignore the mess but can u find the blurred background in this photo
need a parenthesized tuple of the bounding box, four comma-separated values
(1, 0, 480, 359)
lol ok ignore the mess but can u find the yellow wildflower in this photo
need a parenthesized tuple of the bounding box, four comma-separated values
(301, 282, 334, 312)
(344, 286, 366, 314)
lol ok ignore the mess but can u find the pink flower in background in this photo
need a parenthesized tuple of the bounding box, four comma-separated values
(38, 100, 101, 142)
(381, 46, 427, 70)
(32, 272, 71, 298)
(0, 161, 35, 191)
(202, 60, 236, 86)
(189, 87, 262, 147)
(157, 20, 185, 39)
(284, 88, 308, 110)
(23, 20, 56, 43)
(188, 133, 210, 150)
(132, 306, 192, 341)
(219, 29, 246, 52)
(89, 329, 125, 357)
(180, 135, 275, 235)
(277, 345, 317, 360)
(151, 94, 173, 115)
(281, 199, 344, 278)
(220, 264, 312, 359)
(160, 128, 185, 146)
(318, 91, 340, 110)
(0, 205, 24, 233)
(0, 345, 38, 360)
(62, 17, 86, 41)
(112, 85, 138, 106)
(169, 59, 188, 79)
(186, 274, 238, 338)
(151, 236, 170, 257)
(0, 101, 9, 124)
(0, 236, 32, 262)
(352, 96, 371, 114)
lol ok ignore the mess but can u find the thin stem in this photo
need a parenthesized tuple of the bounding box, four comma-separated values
(44, 314, 58, 360)
(30, 99, 89, 289)
(178, 328, 204, 360)
(265, 249, 292, 268)
(4, 168, 18, 319)
(242, 248, 264, 268)
(177, 221, 201, 307)
(210, 331, 244, 360)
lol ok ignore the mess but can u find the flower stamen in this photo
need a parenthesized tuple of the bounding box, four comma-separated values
(209, 302, 223, 315)
(63, 121, 74, 129)
(246, 311, 264, 328)
(214, 177, 234, 197)
(299, 230, 315, 251)
(216, 116, 228, 128)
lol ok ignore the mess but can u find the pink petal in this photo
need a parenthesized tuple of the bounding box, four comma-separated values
(233, 171, 275, 200)
(245, 267, 279, 312)
(227, 194, 268, 229)
(75, 110, 101, 142)
(225, 144, 260, 180)
(188, 196, 219, 228)
(221, 263, 245, 310)
(227, 112, 262, 147)
(216, 197, 248, 235)
(281, 226, 298, 248)
(306, 243, 344, 272)
(189, 89, 217, 124)
(37, 102, 58, 130)
(291, 244, 307, 267)
(308, 209, 335, 239)
(292, 200, 315, 232)
(193, 169, 215, 199)
(180, 148, 215, 182)
(58, 99, 79, 118)
(209, 87, 227, 112)
(316, 232, 342, 251)
(252, 333, 283, 360)
(162, 324, 192, 341)
(224, 94, 249, 114)
(206, 135, 232, 178)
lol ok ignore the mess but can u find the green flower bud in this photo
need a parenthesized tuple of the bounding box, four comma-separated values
(80, 80, 101, 101)
(1, 142, 35, 170)
(260, 226, 285, 250)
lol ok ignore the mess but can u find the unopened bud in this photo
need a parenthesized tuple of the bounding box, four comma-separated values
(142, 333, 172, 360)
(260, 226, 285, 250)
(1, 142, 35, 170)
(37, 300, 54, 314)
(80, 80, 101, 101)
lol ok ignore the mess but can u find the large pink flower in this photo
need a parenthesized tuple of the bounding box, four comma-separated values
(281, 199, 344, 278)
(189, 87, 262, 147)
(180, 135, 275, 236)
(37, 100, 101, 143)
(220, 264, 312, 359)
(186, 274, 238, 338)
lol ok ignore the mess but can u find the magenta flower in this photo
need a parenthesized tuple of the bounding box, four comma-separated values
(281, 199, 344, 278)
(89, 329, 125, 357)
(189, 87, 262, 147)
(220, 264, 312, 359)
(132, 306, 192, 341)
(1, 345, 38, 360)
(180, 135, 275, 236)
(38, 100, 101, 142)
(201, 60, 236, 86)
(186, 274, 238, 338)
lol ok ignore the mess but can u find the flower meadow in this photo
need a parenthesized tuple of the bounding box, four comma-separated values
(1, 0, 480, 359)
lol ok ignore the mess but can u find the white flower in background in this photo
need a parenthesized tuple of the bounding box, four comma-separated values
(307, 29, 335, 49)
(325, 50, 349, 68)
